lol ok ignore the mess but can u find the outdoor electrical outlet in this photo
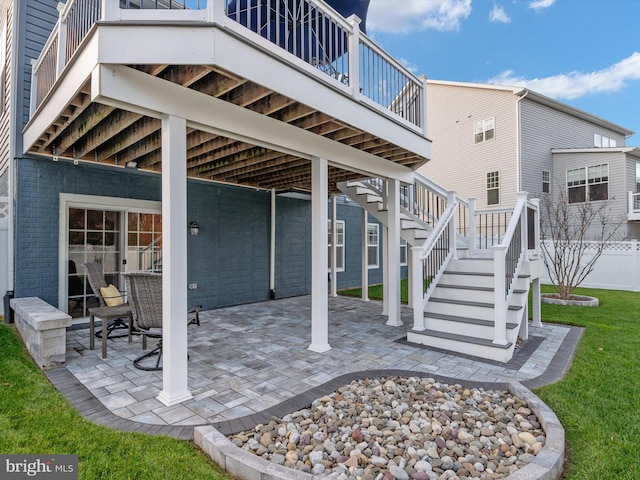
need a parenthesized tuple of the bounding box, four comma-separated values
(189, 283, 197, 290)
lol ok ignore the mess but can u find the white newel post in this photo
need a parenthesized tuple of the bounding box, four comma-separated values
(386, 179, 402, 327)
(29, 59, 38, 117)
(347, 15, 361, 99)
(447, 191, 457, 259)
(56, 4, 67, 76)
(101, 0, 121, 21)
(361, 209, 369, 301)
(158, 114, 192, 406)
(208, 0, 227, 24)
(468, 198, 476, 257)
(492, 245, 508, 345)
(309, 157, 331, 353)
(411, 246, 424, 330)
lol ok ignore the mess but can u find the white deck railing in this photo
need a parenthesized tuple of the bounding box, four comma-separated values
(30, 0, 425, 131)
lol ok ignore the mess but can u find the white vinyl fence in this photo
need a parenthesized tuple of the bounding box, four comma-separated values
(540, 240, 640, 292)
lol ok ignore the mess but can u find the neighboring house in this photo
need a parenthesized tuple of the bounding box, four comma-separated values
(3, 0, 541, 406)
(421, 80, 639, 239)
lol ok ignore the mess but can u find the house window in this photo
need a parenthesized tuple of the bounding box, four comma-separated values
(400, 238, 407, 266)
(588, 164, 609, 201)
(486, 171, 500, 205)
(474, 117, 495, 144)
(542, 170, 550, 194)
(567, 164, 608, 203)
(367, 223, 379, 268)
(636, 163, 640, 193)
(594, 133, 617, 148)
(327, 219, 345, 272)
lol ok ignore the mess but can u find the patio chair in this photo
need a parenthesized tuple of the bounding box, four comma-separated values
(82, 261, 132, 341)
(123, 272, 200, 371)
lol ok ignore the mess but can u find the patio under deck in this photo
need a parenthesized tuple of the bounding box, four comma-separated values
(54, 296, 581, 438)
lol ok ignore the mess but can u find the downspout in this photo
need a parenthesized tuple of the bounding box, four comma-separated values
(269, 188, 276, 299)
(4, 1, 20, 322)
(515, 89, 529, 193)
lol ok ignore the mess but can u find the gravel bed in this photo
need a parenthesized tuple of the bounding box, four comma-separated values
(229, 376, 546, 480)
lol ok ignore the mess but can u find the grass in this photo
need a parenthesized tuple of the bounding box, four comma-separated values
(341, 281, 640, 479)
(3, 284, 639, 479)
(0, 323, 234, 480)
(339, 280, 409, 303)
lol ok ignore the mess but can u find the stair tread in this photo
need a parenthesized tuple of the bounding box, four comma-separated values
(437, 284, 527, 294)
(424, 312, 518, 329)
(443, 271, 531, 279)
(430, 297, 523, 310)
(410, 329, 513, 349)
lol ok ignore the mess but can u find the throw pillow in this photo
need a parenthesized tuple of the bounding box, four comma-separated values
(100, 284, 124, 307)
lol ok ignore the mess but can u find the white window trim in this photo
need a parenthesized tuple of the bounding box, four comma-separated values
(486, 170, 500, 206)
(327, 219, 345, 273)
(475, 117, 495, 144)
(566, 164, 609, 203)
(542, 170, 550, 194)
(400, 238, 408, 266)
(367, 223, 379, 269)
(58, 194, 162, 314)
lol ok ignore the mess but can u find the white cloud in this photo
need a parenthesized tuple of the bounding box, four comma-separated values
(487, 52, 640, 100)
(528, 0, 556, 11)
(398, 57, 419, 73)
(367, 0, 472, 33)
(489, 4, 511, 23)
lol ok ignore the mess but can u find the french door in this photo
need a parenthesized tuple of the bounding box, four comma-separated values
(60, 194, 162, 319)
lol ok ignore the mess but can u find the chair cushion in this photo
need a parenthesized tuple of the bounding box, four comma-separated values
(100, 284, 124, 307)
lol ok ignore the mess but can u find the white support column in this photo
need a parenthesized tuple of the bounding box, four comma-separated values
(269, 188, 276, 299)
(361, 209, 369, 302)
(157, 114, 192, 406)
(330, 194, 338, 297)
(309, 157, 331, 353)
(386, 179, 402, 327)
(381, 225, 388, 316)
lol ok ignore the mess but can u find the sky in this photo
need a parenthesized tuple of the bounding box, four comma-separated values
(364, 0, 640, 145)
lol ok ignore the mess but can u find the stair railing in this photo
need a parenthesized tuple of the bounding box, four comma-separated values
(410, 191, 458, 330)
(492, 192, 533, 345)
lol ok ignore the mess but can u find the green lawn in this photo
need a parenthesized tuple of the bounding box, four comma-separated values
(2, 285, 639, 479)
(341, 282, 640, 479)
(0, 324, 234, 480)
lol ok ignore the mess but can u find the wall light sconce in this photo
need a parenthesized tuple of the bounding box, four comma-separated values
(189, 221, 199, 236)
(126, 161, 138, 169)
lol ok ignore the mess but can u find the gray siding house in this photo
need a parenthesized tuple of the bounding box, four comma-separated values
(421, 80, 639, 239)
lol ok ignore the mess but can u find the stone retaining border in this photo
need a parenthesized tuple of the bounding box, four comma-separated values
(194, 379, 564, 480)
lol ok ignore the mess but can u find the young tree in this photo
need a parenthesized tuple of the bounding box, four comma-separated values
(539, 183, 625, 299)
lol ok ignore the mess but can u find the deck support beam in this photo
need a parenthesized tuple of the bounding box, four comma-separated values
(385, 179, 402, 326)
(158, 114, 192, 406)
(309, 157, 331, 353)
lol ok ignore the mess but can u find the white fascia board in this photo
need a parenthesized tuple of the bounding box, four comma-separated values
(92, 64, 415, 183)
(94, 23, 430, 161)
(95, 24, 216, 65)
(22, 37, 99, 154)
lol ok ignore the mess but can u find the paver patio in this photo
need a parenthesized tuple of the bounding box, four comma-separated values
(48, 295, 581, 439)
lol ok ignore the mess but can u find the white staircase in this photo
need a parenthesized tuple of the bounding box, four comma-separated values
(407, 257, 530, 362)
(337, 177, 540, 363)
(337, 180, 431, 247)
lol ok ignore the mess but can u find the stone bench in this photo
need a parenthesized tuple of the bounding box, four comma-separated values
(10, 297, 72, 370)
